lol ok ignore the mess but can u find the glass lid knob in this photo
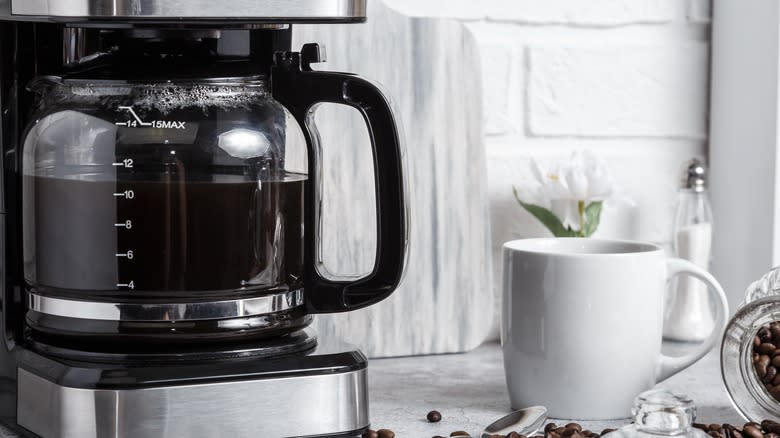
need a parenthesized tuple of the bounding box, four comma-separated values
(633, 389, 696, 435)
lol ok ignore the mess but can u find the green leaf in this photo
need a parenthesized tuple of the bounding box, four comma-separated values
(513, 187, 578, 238)
(582, 201, 603, 237)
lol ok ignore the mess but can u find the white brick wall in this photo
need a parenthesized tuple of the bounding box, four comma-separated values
(384, 0, 712, 338)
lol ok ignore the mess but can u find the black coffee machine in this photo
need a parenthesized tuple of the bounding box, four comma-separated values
(0, 1, 406, 437)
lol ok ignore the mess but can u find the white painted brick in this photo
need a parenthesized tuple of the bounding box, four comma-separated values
(480, 44, 516, 136)
(383, 0, 681, 25)
(687, 0, 712, 23)
(484, 0, 680, 26)
(527, 44, 709, 138)
(382, 0, 484, 20)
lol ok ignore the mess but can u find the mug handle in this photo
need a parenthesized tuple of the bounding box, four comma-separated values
(656, 258, 730, 381)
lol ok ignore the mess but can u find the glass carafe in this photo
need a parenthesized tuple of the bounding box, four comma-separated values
(20, 46, 407, 351)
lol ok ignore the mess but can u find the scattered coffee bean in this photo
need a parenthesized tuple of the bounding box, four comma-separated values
(362, 430, 379, 438)
(427, 410, 443, 423)
(744, 424, 763, 438)
(507, 433, 523, 438)
(562, 429, 579, 438)
(601, 429, 617, 436)
(433, 436, 446, 438)
(377, 429, 395, 438)
(566, 424, 583, 432)
(450, 432, 470, 437)
(545, 424, 558, 434)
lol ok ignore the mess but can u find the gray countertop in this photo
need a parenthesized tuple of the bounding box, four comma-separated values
(0, 341, 743, 437)
(367, 341, 744, 436)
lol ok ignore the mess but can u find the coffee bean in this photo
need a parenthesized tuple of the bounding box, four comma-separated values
(555, 428, 566, 434)
(433, 436, 446, 438)
(450, 432, 470, 437)
(757, 355, 771, 379)
(377, 429, 395, 438)
(695, 424, 710, 431)
(766, 366, 778, 384)
(760, 327, 772, 342)
(508, 433, 523, 438)
(546, 424, 558, 434)
(763, 420, 780, 432)
(363, 430, 379, 438)
(566, 424, 583, 432)
(601, 429, 617, 436)
(757, 336, 764, 347)
(582, 430, 593, 437)
(760, 343, 777, 355)
(711, 431, 724, 438)
(562, 429, 579, 438)
(712, 425, 725, 431)
(427, 410, 442, 423)
(549, 433, 561, 438)
(743, 424, 764, 438)
(771, 326, 780, 342)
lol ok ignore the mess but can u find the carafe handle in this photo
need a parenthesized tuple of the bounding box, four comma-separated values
(272, 44, 407, 313)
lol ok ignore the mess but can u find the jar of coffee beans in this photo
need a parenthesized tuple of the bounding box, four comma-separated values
(606, 389, 709, 438)
(722, 266, 780, 422)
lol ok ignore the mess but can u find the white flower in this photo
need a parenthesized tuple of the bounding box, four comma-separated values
(528, 150, 616, 231)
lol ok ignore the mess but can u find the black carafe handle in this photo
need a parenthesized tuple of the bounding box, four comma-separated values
(272, 44, 407, 313)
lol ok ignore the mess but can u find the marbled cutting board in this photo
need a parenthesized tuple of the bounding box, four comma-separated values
(293, 0, 492, 358)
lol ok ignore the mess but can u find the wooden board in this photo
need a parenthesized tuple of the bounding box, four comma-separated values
(293, 0, 493, 357)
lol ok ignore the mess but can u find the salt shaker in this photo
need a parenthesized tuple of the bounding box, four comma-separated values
(663, 159, 714, 342)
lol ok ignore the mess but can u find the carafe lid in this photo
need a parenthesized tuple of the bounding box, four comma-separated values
(606, 390, 709, 438)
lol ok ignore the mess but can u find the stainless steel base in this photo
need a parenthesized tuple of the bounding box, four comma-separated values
(16, 360, 368, 438)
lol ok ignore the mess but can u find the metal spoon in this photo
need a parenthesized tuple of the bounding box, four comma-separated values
(480, 405, 548, 438)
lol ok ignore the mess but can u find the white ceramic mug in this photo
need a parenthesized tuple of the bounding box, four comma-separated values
(501, 238, 728, 420)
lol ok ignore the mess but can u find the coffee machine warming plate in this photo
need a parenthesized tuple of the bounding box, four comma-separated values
(0, 0, 366, 23)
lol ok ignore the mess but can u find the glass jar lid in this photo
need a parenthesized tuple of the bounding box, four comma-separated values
(606, 390, 709, 438)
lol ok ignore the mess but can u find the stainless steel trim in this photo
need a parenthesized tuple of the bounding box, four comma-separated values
(9, 0, 366, 20)
(27, 289, 304, 322)
(18, 366, 369, 438)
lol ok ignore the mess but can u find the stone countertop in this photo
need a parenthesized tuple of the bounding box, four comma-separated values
(368, 341, 744, 437)
(0, 341, 743, 438)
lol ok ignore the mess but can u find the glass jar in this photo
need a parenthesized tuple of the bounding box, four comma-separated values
(722, 266, 780, 421)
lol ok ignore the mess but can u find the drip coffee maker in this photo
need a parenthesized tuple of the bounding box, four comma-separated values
(0, 1, 407, 437)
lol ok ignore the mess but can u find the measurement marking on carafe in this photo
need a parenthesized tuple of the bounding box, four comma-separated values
(116, 251, 134, 259)
(113, 190, 135, 199)
(116, 106, 152, 127)
(117, 282, 135, 290)
(114, 221, 132, 229)
(112, 158, 134, 168)
(116, 105, 187, 129)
